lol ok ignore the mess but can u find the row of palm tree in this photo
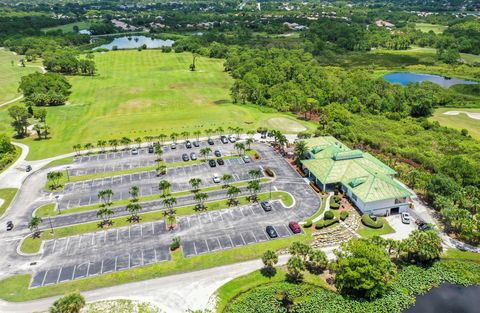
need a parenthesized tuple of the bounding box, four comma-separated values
(72, 128, 259, 156)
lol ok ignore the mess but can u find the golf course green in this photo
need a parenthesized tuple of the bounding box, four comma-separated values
(0, 50, 312, 160)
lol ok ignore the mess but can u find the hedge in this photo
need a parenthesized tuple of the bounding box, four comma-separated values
(329, 202, 340, 210)
(324, 211, 335, 220)
(315, 219, 339, 229)
(361, 214, 384, 229)
(340, 211, 349, 221)
(303, 220, 312, 228)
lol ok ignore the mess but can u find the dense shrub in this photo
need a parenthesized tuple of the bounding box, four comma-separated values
(315, 219, 339, 229)
(303, 220, 312, 228)
(340, 211, 349, 221)
(361, 214, 384, 229)
(330, 202, 340, 210)
(324, 211, 335, 220)
(170, 236, 181, 251)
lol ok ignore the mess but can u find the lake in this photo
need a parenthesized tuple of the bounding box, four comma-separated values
(384, 72, 478, 88)
(95, 36, 175, 50)
(405, 283, 480, 313)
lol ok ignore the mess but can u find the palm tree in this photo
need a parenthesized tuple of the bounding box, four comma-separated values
(215, 126, 224, 137)
(248, 168, 262, 181)
(167, 214, 176, 230)
(72, 144, 82, 156)
(170, 132, 179, 144)
(153, 142, 163, 164)
(162, 197, 177, 210)
(47, 171, 63, 190)
(247, 179, 260, 202)
(227, 185, 241, 205)
(159, 180, 171, 197)
(156, 164, 167, 176)
(126, 202, 141, 222)
(120, 137, 131, 149)
(97, 140, 107, 152)
(193, 130, 201, 142)
(200, 147, 212, 161)
(234, 142, 245, 156)
(129, 186, 139, 202)
(28, 216, 42, 237)
(204, 128, 213, 139)
(235, 126, 243, 138)
(189, 178, 202, 191)
(96, 207, 114, 226)
(247, 130, 256, 138)
(245, 138, 254, 150)
(33, 124, 42, 139)
(194, 192, 208, 210)
(49, 292, 85, 313)
(84, 143, 93, 154)
(134, 137, 142, 148)
(294, 140, 308, 162)
(181, 131, 190, 141)
(221, 173, 233, 188)
(158, 134, 167, 145)
(98, 189, 114, 205)
(108, 139, 119, 151)
(262, 250, 278, 269)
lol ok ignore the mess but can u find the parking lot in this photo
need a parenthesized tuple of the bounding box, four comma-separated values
(29, 142, 321, 287)
(30, 221, 171, 288)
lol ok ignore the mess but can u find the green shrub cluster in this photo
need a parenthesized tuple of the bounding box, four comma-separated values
(330, 202, 340, 209)
(315, 219, 339, 229)
(303, 220, 312, 228)
(361, 214, 384, 229)
(324, 211, 335, 220)
(340, 211, 349, 221)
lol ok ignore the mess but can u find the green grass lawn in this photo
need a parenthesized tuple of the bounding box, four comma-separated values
(41, 156, 74, 169)
(431, 107, 480, 140)
(415, 23, 448, 34)
(357, 217, 395, 238)
(0, 49, 39, 104)
(24, 191, 292, 253)
(0, 188, 18, 217)
(0, 50, 313, 160)
(442, 248, 480, 264)
(41, 21, 93, 33)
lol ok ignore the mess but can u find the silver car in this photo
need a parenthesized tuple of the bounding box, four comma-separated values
(401, 212, 411, 224)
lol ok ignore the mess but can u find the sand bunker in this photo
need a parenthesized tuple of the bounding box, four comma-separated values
(443, 111, 480, 120)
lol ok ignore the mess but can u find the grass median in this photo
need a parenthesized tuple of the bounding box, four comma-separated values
(23, 191, 293, 254)
(0, 188, 18, 217)
(37, 177, 272, 217)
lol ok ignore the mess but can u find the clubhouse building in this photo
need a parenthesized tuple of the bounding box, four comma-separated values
(300, 137, 413, 216)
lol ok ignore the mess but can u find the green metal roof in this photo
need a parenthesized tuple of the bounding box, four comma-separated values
(301, 137, 412, 203)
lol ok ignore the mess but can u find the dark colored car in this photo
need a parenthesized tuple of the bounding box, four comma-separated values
(266, 226, 278, 238)
(418, 222, 431, 231)
(214, 150, 221, 157)
(208, 159, 217, 167)
(289, 221, 301, 234)
(148, 146, 154, 153)
(208, 138, 214, 145)
(261, 201, 272, 212)
(6, 221, 13, 231)
(182, 153, 189, 161)
(216, 158, 224, 165)
(25, 165, 32, 172)
(193, 141, 200, 147)
(185, 140, 192, 148)
(220, 136, 228, 144)
(190, 152, 197, 160)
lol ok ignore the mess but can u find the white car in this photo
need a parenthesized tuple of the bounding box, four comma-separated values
(131, 148, 138, 155)
(401, 212, 411, 224)
(213, 173, 221, 183)
(243, 155, 251, 163)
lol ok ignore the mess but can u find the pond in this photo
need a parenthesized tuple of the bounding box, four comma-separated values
(405, 283, 480, 313)
(384, 72, 478, 88)
(95, 36, 175, 50)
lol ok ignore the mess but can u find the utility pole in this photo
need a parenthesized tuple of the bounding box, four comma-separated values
(48, 216, 54, 234)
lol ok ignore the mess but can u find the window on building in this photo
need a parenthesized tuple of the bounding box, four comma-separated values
(352, 193, 357, 201)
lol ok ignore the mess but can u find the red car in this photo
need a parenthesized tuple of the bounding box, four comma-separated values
(288, 221, 301, 234)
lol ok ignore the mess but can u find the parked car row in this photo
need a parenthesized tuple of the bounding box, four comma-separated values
(266, 221, 301, 238)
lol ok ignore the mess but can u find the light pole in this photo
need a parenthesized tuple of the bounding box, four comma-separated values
(65, 166, 71, 182)
(48, 216, 54, 234)
(269, 181, 272, 200)
(55, 195, 61, 215)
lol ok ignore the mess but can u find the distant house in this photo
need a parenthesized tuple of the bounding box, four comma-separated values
(300, 137, 412, 216)
(79, 29, 92, 35)
(375, 20, 396, 29)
